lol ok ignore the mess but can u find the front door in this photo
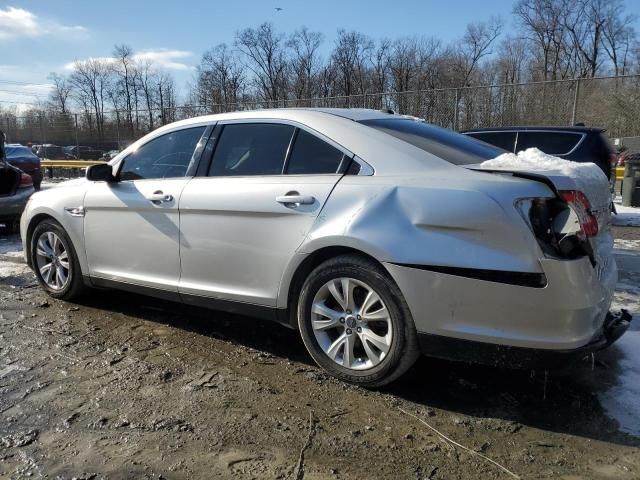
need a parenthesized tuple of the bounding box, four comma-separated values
(84, 126, 207, 292)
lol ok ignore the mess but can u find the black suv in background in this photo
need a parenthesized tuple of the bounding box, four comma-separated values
(461, 126, 616, 180)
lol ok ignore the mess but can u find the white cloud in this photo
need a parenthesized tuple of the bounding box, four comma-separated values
(133, 49, 194, 71)
(63, 49, 195, 71)
(0, 6, 86, 40)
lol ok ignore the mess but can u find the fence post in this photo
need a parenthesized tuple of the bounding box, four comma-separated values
(570, 78, 581, 125)
(453, 88, 459, 130)
(39, 113, 45, 147)
(74, 114, 79, 155)
(116, 111, 121, 149)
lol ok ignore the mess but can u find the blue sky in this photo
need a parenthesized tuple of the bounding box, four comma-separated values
(1, 0, 638, 109)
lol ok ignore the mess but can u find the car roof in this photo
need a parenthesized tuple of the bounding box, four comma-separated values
(462, 125, 605, 134)
(116, 108, 463, 176)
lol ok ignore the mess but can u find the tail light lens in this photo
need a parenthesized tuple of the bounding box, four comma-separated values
(610, 153, 618, 168)
(19, 173, 33, 188)
(559, 190, 598, 237)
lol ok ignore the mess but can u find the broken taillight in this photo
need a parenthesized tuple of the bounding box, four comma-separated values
(559, 190, 598, 237)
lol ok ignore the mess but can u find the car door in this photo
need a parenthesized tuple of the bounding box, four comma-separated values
(84, 125, 208, 294)
(178, 121, 351, 307)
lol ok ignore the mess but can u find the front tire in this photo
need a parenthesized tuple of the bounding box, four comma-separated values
(30, 219, 84, 300)
(298, 254, 419, 387)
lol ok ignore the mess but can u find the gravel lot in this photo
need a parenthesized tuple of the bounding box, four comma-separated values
(0, 225, 638, 479)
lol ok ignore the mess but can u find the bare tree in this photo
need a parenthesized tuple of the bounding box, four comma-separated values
(236, 23, 289, 102)
(371, 38, 391, 103)
(197, 43, 246, 110)
(47, 73, 73, 114)
(69, 58, 111, 140)
(332, 29, 373, 100)
(454, 17, 504, 86)
(138, 60, 157, 130)
(112, 44, 136, 134)
(601, 0, 636, 75)
(287, 27, 323, 102)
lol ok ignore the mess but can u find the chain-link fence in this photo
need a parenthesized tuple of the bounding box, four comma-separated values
(3, 75, 640, 154)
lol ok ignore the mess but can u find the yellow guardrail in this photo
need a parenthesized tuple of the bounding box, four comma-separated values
(615, 167, 625, 179)
(41, 159, 108, 168)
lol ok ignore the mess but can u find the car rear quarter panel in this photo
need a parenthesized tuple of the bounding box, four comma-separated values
(278, 170, 554, 307)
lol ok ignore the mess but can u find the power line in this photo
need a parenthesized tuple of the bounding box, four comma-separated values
(0, 89, 48, 97)
(0, 79, 53, 87)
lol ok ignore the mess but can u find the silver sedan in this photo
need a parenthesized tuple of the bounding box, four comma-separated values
(20, 109, 628, 386)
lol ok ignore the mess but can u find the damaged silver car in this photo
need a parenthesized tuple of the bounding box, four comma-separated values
(20, 109, 631, 386)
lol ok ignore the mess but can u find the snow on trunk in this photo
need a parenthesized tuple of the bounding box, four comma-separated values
(480, 147, 610, 211)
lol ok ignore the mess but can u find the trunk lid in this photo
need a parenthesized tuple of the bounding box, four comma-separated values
(465, 162, 614, 279)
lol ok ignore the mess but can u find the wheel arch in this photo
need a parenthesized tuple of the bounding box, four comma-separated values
(25, 211, 87, 277)
(25, 213, 58, 268)
(280, 244, 387, 329)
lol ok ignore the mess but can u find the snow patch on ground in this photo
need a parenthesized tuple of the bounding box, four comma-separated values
(0, 236, 29, 279)
(598, 332, 640, 437)
(612, 203, 640, 227)
(481, 147, 610, 209)
(0, 236, 23, 255)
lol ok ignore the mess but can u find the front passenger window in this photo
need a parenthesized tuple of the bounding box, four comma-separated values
(119, 127, 206, 181)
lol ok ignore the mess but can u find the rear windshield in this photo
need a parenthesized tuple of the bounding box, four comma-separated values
(516, 131, 583, 155)
(360, 118, 505, 165)
(5, 146, 36, 159)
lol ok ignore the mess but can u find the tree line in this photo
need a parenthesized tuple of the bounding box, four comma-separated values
(2, 0, 638, 143)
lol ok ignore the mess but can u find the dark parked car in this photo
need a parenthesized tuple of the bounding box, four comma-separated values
(67, 146, 105, 160)
(5, 144, 42, 190)
(461, 126, 617, 180)
(0, 139, 34, 231)
(36, 144, 74, 160)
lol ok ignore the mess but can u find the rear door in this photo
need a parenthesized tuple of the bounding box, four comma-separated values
(178, 121, 350, 306)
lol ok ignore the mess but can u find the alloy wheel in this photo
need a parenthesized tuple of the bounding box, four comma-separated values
(311, 277, 393, 370)
(35, 231, 70, 291)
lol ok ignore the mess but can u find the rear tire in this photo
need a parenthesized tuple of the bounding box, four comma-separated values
(298, 254, 419, 387)
(30, 219, 84, 300)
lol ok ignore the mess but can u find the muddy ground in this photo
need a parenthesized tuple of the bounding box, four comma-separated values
(0, 226, 639, 479)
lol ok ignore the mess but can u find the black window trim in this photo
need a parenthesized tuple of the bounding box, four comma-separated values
(465, 129, 587, 157)
(116, 123, 213, 182)
(198, 118, 362, 178)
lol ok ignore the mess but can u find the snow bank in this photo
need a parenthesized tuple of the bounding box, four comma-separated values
(613, 203, 640, 227)
(481, 147, 610, 209)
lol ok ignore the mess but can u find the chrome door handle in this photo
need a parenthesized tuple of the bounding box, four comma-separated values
(147, 191, 174, 203)
(276, 194, 315, 206)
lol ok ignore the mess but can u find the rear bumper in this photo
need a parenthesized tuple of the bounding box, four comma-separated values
(0, 187, 34, 220)
(384, 253, 618, 352)
(417, 310, 632, 369)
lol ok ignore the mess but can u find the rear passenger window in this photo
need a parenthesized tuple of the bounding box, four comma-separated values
(209, 123, 294, 176)
(516, 132, 582, 155)
(286, 130, 345, 174)
(467, 132, 516, 152)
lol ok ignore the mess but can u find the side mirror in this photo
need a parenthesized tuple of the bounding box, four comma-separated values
(86, 163, 115, 182)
